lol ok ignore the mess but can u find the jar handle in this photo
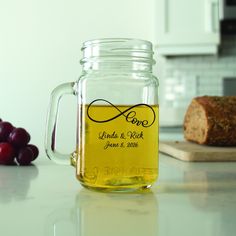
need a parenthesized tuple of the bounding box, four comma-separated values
(45, 82, 77, 165)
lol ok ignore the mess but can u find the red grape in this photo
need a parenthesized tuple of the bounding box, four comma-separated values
(0, 142, 15, 164)
(16, 147, 34, 165)
(8, 128, 30, 148)
(0, 122, 14, 142)
(27, 144, 39, 161)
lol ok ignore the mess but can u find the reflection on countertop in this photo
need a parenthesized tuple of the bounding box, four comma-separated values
(45, 190, 158, 236)
(0, 165, 39, 203)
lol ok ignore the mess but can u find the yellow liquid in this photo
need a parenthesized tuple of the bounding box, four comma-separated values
(76, 104, 159, 191)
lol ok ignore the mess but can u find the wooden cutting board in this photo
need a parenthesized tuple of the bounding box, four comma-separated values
(159, 141, 236, 162)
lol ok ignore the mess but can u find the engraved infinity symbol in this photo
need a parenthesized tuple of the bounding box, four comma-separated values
(87, 99, 156, 128)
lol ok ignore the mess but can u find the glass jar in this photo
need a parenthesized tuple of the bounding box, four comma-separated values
(45, 38, 159, 192)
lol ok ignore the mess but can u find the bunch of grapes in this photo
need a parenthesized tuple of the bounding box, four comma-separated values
(0, 118, 39, 166)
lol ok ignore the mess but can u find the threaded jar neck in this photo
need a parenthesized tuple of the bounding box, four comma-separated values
(80, 38, 155, 72)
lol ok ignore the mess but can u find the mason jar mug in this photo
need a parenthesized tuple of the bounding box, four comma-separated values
(45, 38, 159, 192)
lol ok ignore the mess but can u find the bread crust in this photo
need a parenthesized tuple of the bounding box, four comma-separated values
(184, 96, 236, 146)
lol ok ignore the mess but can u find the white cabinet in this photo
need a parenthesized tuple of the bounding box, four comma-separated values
(156, 0, 220, 55)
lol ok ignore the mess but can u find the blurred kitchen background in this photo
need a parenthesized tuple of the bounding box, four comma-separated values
(0, 0, 236, 153)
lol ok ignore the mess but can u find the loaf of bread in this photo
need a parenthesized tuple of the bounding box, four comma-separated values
(184, 96, 236, 146)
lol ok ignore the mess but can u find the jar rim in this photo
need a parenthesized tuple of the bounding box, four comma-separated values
(82, 38, 153, 50)
(81, 38, 155, 66)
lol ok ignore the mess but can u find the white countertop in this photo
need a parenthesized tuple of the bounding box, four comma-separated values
(0, 148, 236, 236)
